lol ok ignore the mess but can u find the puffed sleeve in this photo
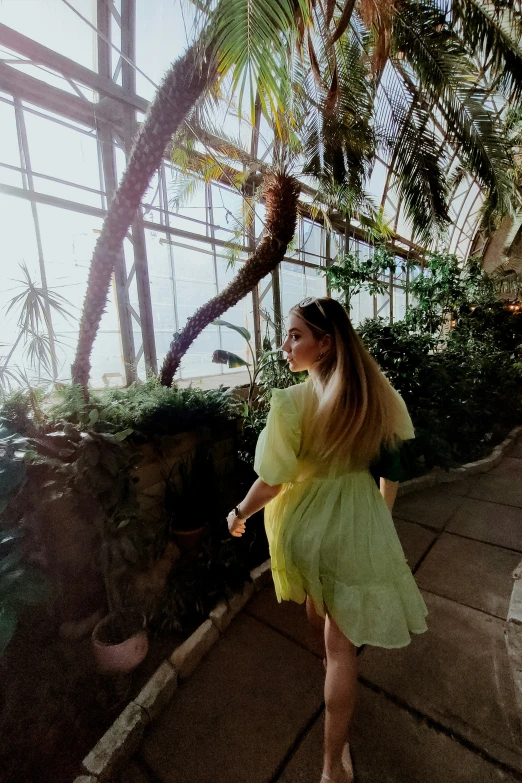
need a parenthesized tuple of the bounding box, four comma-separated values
(254, 388, 301, 486)
(370, 384, 416, 483)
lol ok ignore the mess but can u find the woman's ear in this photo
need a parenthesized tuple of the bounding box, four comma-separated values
(321, 334, 333, 354)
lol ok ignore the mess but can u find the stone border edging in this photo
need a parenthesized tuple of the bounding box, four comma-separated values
(397, 425, 522, 497)
(75, 559, 273, 783)
(506, 560, 522, 722)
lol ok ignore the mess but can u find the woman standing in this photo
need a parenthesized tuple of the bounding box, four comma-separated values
(226, 297, 428, 783)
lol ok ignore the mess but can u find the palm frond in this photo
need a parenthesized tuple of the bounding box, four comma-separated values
(385, 101, 450, 244)
(212, 0, 312, 123)
(451, 0, 522, 101)
(393, 1, 514, 220)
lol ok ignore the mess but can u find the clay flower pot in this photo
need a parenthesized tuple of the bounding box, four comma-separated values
(172, 524, 208, 555)
(92, 609, 148, 673)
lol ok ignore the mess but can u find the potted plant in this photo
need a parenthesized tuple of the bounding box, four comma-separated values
(91, 606, 148, 674)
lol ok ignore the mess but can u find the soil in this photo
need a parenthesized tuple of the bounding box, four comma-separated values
(94, 610, 145, 646)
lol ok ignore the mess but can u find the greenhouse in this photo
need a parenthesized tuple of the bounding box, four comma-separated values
(0, 1, 521, 782)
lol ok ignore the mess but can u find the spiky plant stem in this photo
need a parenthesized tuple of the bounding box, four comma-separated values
(71, 43, 216, 389)
(160, 171, 300, 386)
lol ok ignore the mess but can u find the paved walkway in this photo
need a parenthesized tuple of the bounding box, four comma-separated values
(120, 438, 522, 783)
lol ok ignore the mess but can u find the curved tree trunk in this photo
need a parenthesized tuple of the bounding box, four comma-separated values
(160, 171, 300, 386)
(71, 43, 217, 389)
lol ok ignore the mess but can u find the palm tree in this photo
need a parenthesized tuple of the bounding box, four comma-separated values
(72, 0, 522, 389)
(160, 171, 300, 385)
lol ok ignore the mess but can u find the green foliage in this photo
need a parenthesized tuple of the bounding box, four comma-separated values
(357, 307, 522, 469)
(325, 243, 398, 307)
(155, 531, 251, 635)
(0, 388, 46, 436)
(47, 377, 240, 437)
(404, 253, 484, 333)
(0, 428, 49, 655)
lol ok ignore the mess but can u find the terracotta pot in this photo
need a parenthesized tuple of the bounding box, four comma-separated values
(92, 610, 148, 673)
(172, 524, 207, 555)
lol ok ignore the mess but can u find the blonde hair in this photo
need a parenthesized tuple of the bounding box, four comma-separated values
(290, 297, 401, 468)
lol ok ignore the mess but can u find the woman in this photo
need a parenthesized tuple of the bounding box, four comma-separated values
(226, 297, 428, 783)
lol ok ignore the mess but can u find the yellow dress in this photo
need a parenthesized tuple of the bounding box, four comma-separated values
(254, 379, 428, 649)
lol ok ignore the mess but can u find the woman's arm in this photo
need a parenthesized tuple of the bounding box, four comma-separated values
(227, 478, 282, 537)
(380, 477, 399, 512)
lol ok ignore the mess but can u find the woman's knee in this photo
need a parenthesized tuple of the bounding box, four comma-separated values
(324, 612, 358, 658)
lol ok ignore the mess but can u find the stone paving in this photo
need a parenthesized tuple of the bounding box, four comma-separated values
(119, 439, 522, 783)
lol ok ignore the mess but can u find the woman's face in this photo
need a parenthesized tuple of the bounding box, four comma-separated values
(281, 312, 327, 373)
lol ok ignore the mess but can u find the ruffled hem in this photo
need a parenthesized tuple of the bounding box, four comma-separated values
(271, 564, 428, 650)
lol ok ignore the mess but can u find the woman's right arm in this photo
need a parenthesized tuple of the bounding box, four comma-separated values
(227, 478, 282, 537)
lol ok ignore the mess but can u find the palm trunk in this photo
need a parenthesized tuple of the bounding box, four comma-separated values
(71, 42, 217, 389)
(160, 171, 300, 386)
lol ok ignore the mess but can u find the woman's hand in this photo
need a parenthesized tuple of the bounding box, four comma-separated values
(227, 510, 246, 537)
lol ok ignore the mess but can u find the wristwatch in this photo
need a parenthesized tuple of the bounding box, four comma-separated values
(234, 505, 246, 520)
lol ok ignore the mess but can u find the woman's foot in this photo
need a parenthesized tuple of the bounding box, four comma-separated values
(319, 765, 352, 783)
(320, 744, 354, 783)
(342, 742, 354, 781)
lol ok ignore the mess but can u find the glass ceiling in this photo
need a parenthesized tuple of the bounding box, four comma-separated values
(0, 0, 501, 390)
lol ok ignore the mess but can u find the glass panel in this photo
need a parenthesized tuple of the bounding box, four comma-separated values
(376, 292, 390, 321)
(349, 291, 374, 327)
(136, 0, 196, 100)
(0, 100, 22, 183)
(24, 110, 102, 194)
(393, 287, 407, 322)
(34, 204, 125, 388)
(302, 220, 323, 264)
(0, 0, 97, 69)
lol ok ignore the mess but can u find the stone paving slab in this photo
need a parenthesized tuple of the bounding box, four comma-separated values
(510, 441, 522, 460)
(357, 591, 522, 772)
(442, 478, 477, 497)
(392, 518, 436, 570)
(245, 585, 324, 658)
(278, 685, 520, 783)
(140, 613, 324, 783)
(393, 488, 466, 530)
(446, 498, 522, 552)
(116, 759, 153, 782)
(466, 474, 522, 509)
(415, 533, 521, 619)
(490, 457, 522, 478)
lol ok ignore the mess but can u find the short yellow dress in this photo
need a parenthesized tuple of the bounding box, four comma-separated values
(254, 379, 428, 649)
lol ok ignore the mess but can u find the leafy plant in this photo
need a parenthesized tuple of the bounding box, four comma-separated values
(325, 243, 398, 310)
(47, 377, 240, 436)
(211, 318, 295, 413)
(1, 263, 76, 393)
(0, 425, 49, 655)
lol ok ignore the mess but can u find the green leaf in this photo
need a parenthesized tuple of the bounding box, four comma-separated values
(0, 605, 17, 656)
(88, 408, 100, 426)
(212, 319, 251, 342)
(114, 428, 134, 441)
(212, 350, 250, 369)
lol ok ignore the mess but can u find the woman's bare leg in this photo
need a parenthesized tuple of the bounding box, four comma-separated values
(321, 612, 358, 782)
(306, 594, 326, 662)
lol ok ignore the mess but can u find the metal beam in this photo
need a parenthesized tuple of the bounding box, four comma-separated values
(0, 22, 148, 112)
(97, 0, 137, 385)
(0, 61, 99, 128)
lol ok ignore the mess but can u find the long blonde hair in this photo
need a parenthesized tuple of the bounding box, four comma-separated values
(290, 297, 401, 467)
